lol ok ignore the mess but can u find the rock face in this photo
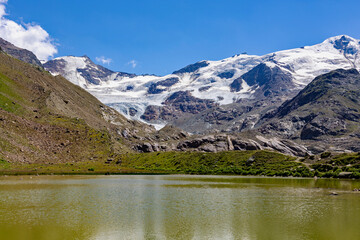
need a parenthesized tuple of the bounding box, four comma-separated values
(164, 91, 218, 114)
(230, 63, 296, 98)
(141, 91, 218, 122)
(147, 77, 179, 94)
(176, 135, 261, 152)
(217, 70, 235, 79)
(259, 69, 360, 152)
(141, 105, 175, 122)
(0, 38, 43, 68)
(168, 134, 307, 156)
(172, 61, 210, 74)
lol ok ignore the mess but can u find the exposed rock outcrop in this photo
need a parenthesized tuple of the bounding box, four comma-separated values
(147, 77, 179, 94)
(141, 91, 218, 121)
(172, 61, 209, 74)
(230, 63, 296, 99)
(0, 38, 43, 67)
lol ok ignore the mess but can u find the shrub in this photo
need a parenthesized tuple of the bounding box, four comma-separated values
(351, 172, 360, 179)
(320, 152, 331, 159)
(311, 164, 333, 172)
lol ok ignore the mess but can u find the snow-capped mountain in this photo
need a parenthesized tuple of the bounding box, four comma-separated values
(44, 35, 360, 129)
(43, 56, 136, 88)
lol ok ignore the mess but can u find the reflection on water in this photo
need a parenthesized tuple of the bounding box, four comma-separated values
(0, 175, 359, 240)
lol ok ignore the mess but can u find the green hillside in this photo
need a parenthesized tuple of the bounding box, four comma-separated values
(0, 51, 153, 164)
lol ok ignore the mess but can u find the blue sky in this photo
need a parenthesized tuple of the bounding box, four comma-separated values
(3, 0, 360, 75)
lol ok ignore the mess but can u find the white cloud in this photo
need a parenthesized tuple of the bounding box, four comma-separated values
(127, 60, 137, 68)
(0, 1, 57, 61)
(96, 56, 112, 65)
(0, 1, 7, 19)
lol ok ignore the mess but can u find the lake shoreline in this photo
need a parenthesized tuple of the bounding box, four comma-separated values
(0, 167, 358, 180)
(1, 150, 360, 178)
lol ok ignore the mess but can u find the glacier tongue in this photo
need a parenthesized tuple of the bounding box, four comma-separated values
(44, 35, 360, 127)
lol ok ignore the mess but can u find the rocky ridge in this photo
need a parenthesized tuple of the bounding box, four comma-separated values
(0, 37, 43, 68)
(259, 68, 360, 153)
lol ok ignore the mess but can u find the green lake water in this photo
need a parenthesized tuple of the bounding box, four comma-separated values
(0, 175, 359, 240)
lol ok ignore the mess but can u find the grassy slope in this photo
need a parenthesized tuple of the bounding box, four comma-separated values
(0, 150, 312, 177)
(0, 52, 152, 164)
(2, 150, 359, 178)
(304, 152, 360, 178)
(121, 150, 304, 175)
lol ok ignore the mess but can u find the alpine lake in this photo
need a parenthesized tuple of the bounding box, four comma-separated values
(0, 175, 359, 240)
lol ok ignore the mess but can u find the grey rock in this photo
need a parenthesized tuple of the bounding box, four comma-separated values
(148, 77, 179, 94)
(0, 38, 43, 67)
(135, 143, 154, 153)
(173, 61, 209, 74)
(141, 91, 218, 122)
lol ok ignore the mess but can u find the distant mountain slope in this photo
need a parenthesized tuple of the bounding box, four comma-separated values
(43, 56, 136, 87)
(0, 50, 156, 164)
(0, 38, 43, 68)
(259, 68, 360, 152)
(44, 35, 360, 131)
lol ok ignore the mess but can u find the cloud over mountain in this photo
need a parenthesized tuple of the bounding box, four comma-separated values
(96, 56, 112, 65)
(0, 0, 57, 61)
(128, 60, 137, 68)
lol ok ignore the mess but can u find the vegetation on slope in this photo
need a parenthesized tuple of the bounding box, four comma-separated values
(0, 150, 311, 177)
(1, 145, 360, 179)
(120, 150, 309, 176)
(303, 152, 360, 178)
(0, 51, 154, 164)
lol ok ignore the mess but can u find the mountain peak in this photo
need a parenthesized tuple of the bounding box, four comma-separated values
(323, 35, 360, 53)
(44, 55, 136, 87)
(325, 34, 357, 43)
(81, 55, 91, 61)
